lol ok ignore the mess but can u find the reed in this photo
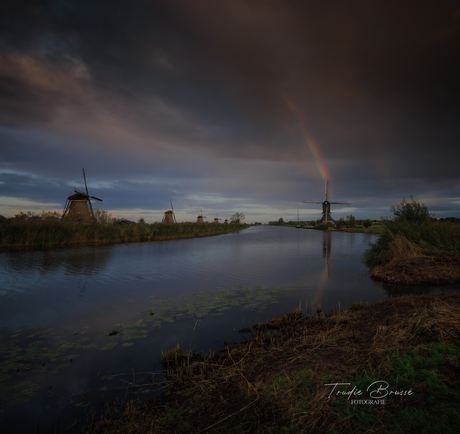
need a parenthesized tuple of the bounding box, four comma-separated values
(364, 221, 460, 268)
(0, 214, 250, 249)
(364, 221, 460, 285)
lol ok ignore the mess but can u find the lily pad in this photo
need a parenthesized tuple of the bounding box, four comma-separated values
(7, 395, 30, 406)
(52, 363, 69, 372)
(121, 343, 134, 348)
(100, 343, 118, 351)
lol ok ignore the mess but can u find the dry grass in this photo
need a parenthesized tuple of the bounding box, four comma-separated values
(387, 234, 425, 259)
(365, 222, 460, 285)
(85, 293, 460, 434)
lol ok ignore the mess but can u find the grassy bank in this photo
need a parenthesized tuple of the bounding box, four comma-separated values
(0, 220, 250, 249)
(283, 225, 384, 234)
(364, 221, 460, 285)
(86, 293, 460, 433)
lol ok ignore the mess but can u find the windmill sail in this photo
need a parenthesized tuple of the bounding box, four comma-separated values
(302, 180, 350, 225)
(162, 199, 177, 223)
(62, 169, 103, 223)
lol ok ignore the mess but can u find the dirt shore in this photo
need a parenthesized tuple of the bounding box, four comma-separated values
(370, 256, 460, 286)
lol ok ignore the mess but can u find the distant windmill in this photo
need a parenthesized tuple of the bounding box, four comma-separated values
(302, 180, 350, 225)
(213, 212, 222, 224)
(62, 169, 103, 223)
(296, 208, 302, 229)
(161, 199, 177, 224)
(196, 209, 207, 223)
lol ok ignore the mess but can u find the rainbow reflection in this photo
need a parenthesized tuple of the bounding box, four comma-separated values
(310, 231, 331, 308)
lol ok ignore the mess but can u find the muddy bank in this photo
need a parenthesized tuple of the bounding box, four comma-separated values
(86, 293, 460, 434)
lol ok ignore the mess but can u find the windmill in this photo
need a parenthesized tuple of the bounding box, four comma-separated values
(196, 209, 207, 223)
(161, 199, 177, 224)
(296, 208, 302, 228)
(213, 212, 222, 224)
(302, 180, 350, 225)
(62, 169, 103, 223)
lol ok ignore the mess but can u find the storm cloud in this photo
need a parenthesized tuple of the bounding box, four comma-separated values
(1, 0, 459, 222)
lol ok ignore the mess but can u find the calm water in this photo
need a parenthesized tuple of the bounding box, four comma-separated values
(0, 226, 457, 432)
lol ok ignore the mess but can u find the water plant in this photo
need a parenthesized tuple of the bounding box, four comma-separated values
(0, 284, 292, 408)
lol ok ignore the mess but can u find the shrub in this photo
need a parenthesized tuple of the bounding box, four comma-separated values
(363, 219, 372, 228)
(346, 214, 356, 228)
(314, 224, 330, 231)
(390, 196, 433, 223)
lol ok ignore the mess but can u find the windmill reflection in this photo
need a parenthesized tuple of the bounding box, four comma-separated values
(311, 231, 332, 308)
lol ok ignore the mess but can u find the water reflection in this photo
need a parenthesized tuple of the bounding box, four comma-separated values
(4, 245, 114, 277)
(322, 231, 332, 260)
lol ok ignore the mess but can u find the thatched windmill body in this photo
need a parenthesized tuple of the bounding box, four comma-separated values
(196, 209, 207, 223)
(62, 169, 103, 224)
(302, 180, 350, 225)
(213, 213, 222, 224)
(161, 199, 177, 224)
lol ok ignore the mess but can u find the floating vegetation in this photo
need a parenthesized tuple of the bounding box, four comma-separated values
(0, 284, 297, 408)
(100, 343, 118, 351)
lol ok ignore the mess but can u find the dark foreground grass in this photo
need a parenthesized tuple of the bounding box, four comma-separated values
(364, 221, 460, 285)
(0, 221, 250, 249)
(85, 293, 460, 434)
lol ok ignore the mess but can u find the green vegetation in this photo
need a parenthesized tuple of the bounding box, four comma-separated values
(0, 211, 250, 249)
(364, 220, 460, 267)
(390, 195, 434, 223)
(364, 198, 460, 285)
(346, 214, 357, 228)
(362, 219, 372, 228)
(230, 212, 246, 224)
(314, 224, 332, 231)
(85, 293, 460, 433)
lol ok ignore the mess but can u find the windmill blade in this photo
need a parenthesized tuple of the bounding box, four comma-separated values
(302, 201, 323, 204)
(83, 168, 89, 197)
(170, 199, 174, 212)
(90, 196, 103, 202)
(330, 202, 351, 205)
(325, 180, 329, 201)
(74, 187, 88, 196)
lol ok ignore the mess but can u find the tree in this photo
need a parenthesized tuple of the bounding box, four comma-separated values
(230, 212, 245, 224)
(346, 214, 356, 228)
(390, 196, 433, 223)
(363, 219, 373, 228)
(278, 217, 285, 225)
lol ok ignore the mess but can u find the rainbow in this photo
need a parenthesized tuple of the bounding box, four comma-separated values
(283, 94, 329, 182)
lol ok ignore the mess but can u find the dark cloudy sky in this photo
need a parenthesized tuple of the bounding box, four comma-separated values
(1, 0, 459, 223)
